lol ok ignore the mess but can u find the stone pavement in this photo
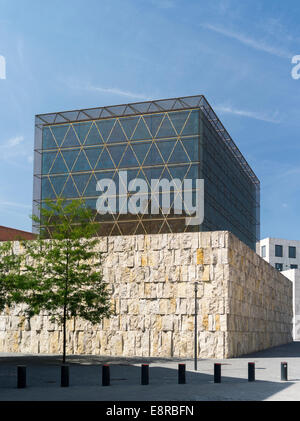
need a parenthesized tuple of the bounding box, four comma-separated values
(1, 341, 300, 401)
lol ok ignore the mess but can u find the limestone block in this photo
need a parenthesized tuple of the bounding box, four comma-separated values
(0, 317, 6, 331)
(199, 232, 211, 248)
(202, 265, 210, 282)
(123, 331, 136, 356)
(162, 315, 174, 331)
(110, 334, 123, 355)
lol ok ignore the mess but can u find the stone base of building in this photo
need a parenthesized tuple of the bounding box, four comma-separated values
(0, 231, 293, 358)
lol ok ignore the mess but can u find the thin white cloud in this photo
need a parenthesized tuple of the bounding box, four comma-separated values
(4, 135, 24, 148)
(0, 135, 32, 167)
(86, 84, 151, 101)
(215, 105, 280, 124)
(201, 23, 293, 59)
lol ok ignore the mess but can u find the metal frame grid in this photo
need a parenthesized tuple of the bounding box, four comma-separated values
(33, 95, 260, 243)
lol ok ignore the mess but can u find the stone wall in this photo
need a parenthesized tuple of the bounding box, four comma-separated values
(0, 231, 293, 358)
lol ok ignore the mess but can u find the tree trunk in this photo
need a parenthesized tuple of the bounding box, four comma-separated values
(63, 246, 69, 364)
(63, 302, 67, 364)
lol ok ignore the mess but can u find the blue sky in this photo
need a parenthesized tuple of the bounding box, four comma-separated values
(0, 0, 299, 240)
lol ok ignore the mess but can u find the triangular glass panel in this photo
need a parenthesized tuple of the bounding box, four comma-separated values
(39, 114, 56, 125)
(142, 220, 163, 234)
(185, 164, 199, 181)
(132, 102, 150, 113)
(118, 221, 137, 236)
(72, 173, 92, 195)
(168, 164, 190, 181)
(169, 141, 190, 164)
(72, 150, 92, 172)
(126, 169, 140, 186)
(119, 116, 139, 140)
(107, 120, 127, 143)
(96, 119, 115, 142)
(84, 198, 97, 211)
(143, 114, 164, 138)
(143, 143, 164, 166)
(158, 166, 172, 182)
(156, 115, 177, 139)
(61, 126, 80, 148)
(159, 220, 172, 234)
(85, 147, 103, 169)
(119, 146, 139, 168)
(169, 111, 190, 136)
(181, 110, 199, 136)
(99, 109, 113, 118)
(61, 149, 80, 171)
(84, 175, 98, 197)
(131, 142, 151, 166)
(49, 175, 68, 197)
(61, 176, 79, 198)
(51, 125, 69, 147)
(122, 105, 135, 116)
(85, 123, 103, 146)
(110, 224, 122, 236)
(148, 103, 161, 113)
(156, 140, 176, 163)
(172, 100, 185, 110)
(41, 177, 56, 200)
(73, 122, 92, 145)
(181, 138, 199, 162)
(106, 144, 126, 167)
(42, 151, 57, 174)
(95, 171, 115, 182)
(155, 99, 176, 110)
(60, 111, 79, 121)
(107, 105, 127, 116)
(84, 108, 101, 119)
(50, 152, 68, 174)
(134, 221, 147, 235)
(181, 96, 201, 107)
(54, 114, 69, 124)
(143, 167, 164, 189)
(43, 127, 57, 149)
(94, 148, 115, 170)
(77, 111, 90, 121)
(131, 117, 151, 141)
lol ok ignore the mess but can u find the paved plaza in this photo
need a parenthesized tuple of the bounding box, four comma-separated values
(1, 342, 300, 401)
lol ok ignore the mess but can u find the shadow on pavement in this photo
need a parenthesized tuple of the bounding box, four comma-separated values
(241, 341, 300, 359)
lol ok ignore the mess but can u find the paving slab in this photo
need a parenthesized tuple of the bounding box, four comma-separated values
(0, 341, 300, 401)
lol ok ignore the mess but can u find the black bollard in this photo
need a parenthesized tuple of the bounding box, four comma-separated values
(17, 366, 26, 389)
(178, 364, 186, 384)
(214, 363, 221, 383)
(141, 364, 149, 385)
(102, 365, 110, 386)
(281, 362, 288, 381)
(248, 362, 255, 382)
(61, 365, 69, 387)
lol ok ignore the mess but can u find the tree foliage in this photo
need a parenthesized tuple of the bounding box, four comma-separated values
(0, 241, 23, 312)
(21, 198, 112, 362)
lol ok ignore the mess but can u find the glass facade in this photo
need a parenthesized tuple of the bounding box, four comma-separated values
(33, 95, 260, 250)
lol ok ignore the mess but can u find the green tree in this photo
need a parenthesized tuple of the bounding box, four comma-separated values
(21, 198, 112, 363)
(0, 241, 23, 312)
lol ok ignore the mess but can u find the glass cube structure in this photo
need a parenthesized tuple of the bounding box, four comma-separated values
(33, 95, 260, 250)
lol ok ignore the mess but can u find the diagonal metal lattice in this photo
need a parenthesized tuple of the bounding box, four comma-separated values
(33, 95, 260, 248)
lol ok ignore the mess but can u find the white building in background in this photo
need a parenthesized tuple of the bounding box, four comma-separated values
(282, 269, 300, 340)
(257, 238, 300, 340)
(257, 237, 300, 272)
